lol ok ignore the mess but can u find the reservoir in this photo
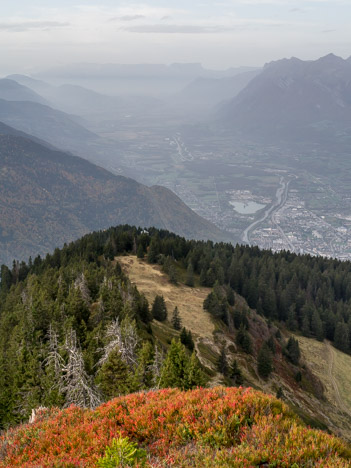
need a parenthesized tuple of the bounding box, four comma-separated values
(229, 201, 266, 214)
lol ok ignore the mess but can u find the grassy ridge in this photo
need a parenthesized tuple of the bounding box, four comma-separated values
(0, 387, 350, 467)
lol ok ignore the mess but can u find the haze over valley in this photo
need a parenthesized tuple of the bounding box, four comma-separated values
(2, 53, 351, 262)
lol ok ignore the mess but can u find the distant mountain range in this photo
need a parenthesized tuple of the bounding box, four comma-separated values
(0, 97, 101, 155)
(5, 74, 162, 120)
(217, 53, 351, 146)
(172, 69, 260, 113)
(34, 62, 258, 81)
(0, 78, 48, 105)
(0, 122, 230, 265)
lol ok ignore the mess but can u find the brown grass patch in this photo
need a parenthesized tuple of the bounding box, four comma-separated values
(117, 256, 214, 340)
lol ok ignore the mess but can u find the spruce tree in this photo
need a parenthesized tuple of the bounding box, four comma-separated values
(147, 238, 159, 264)
(136, 243, 144, 259)
(171, 306, 182, 330)
(180, 327, 194, 351)
(159, 339, 188, 389)
(334, 321, 349, 353)
(151, 295, 167, 321)
(230, 359, 243, 386)
(285, 337, 300, 365)
(185, 262, 195, 287)
(236, 325, 252, 354)
(97, 348, 132, 399)
(185, 351, 206, 389)
(217, 345, 229, 376)
(257, 343, 273, 379)
(169, 265, 178, 284)
(311, 309, 324, 341)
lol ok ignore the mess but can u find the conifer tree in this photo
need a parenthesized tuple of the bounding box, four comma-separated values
(236, 325, 252, 354)
(217, 345, 229, 376)
(169, 265, 178, 284)
(159, 339, 188, 389)
(230, 359, 243, 386)
(334, 321, 349, 353)
(133, 341, 154, 390)
(185, 351, 206, 389)
(257, 343, 273, 379)
(136, 243, 144, 259)
(160, 340, 204, 390)
(171, 306, 182, 330)
(285, 337, 301, 365)
(311, 309, 324, 341)
(185, 262, 195, 287)
(151, 295, 168, 321)
(147, 238, 159, 264)
(97, 348, 132, 399)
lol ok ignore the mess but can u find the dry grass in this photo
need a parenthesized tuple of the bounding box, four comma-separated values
(117, 256, 214, 340)
(297, 336, 351, 426)
(332, 346, 351, 412)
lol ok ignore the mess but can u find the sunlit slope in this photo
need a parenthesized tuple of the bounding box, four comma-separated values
(298, 337, 351, 419)
(118, 255, 214, 339)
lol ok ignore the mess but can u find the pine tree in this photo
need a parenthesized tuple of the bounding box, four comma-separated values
(334, 321, 349, 353)
(160, 340, 205, 390)
(217, 345, 229, 376)
(236, 325, 252, 354)
(185, 262, 195, 287)
(257, 343, 273, 379)
(136, 243, 144, 259)
(185, 351, 206, 389)
(132, 341, 154, 390)
(302, 314, 311, 337)
(169, 265, 178, 284)
(230, 359, 243, 386)
(151, 295, 167, 321)
(159, 339, 189, 389)
(286, 305, 298, 331)
(311, 309, 324, 341)
(180, 327, 194, 351)
(147, 238, 159, 264)
(97, 348, 132, 399)
(285, 337, 300, 365)
(171, 307, 182, 330)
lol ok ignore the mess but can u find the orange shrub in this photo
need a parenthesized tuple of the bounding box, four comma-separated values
(0, 387, 350, 467)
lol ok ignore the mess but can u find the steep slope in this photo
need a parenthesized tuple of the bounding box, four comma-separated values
(1, 387, 350, 467)
(0, 125, 229, 264)
(0, 98, 100, 155)
(218, 53, 351, 144)
(5, 75, 162, 125)
(117, 255, 351, 441)
(0, 79, 48, 105)
(172, 69, 260, 112)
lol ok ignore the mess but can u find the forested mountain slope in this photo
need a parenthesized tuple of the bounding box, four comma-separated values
(0, 124, 229, 264)
(1, 225, 351, 441)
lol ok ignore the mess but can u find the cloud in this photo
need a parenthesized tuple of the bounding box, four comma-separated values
(124, 24, 231, 34)
(0, 21, 69, 32)
(109, 15, 145, 22)
(123, 17, 305, 35)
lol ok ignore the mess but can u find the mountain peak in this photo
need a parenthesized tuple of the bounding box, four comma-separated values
(317, 52, 344, 64)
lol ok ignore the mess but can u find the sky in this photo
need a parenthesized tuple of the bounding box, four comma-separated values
(0, 0, 350, 74)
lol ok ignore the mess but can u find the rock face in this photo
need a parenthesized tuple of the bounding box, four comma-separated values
(218, 54, 351, 144)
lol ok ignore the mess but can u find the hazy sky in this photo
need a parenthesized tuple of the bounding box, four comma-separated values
(0, 0, 350, 74)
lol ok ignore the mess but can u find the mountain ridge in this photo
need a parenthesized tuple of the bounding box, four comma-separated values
(0, 124, 231, 265)
(217, 53, 351, 145)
